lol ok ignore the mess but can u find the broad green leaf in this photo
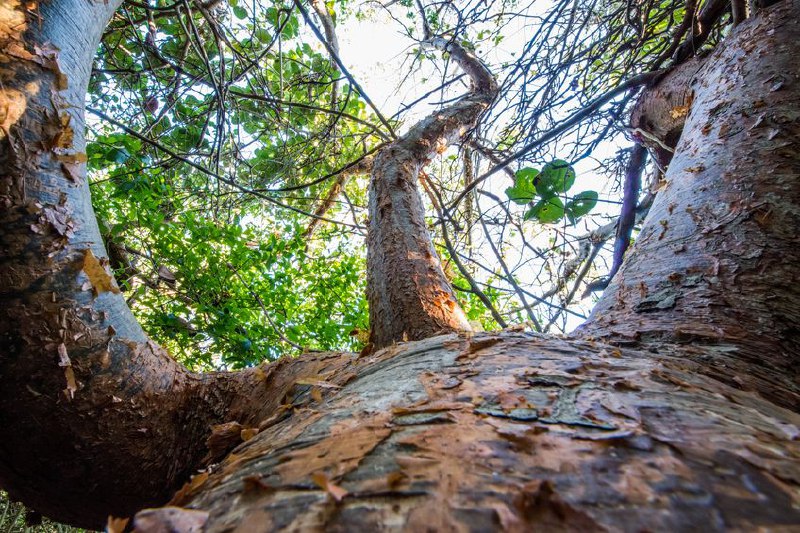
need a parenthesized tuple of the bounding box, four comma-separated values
(105, 147, 130, 164)
(505, 167, 539, 205)
(524, 197, 565, 224)
(536, 159, 575, 198)
(265, 7, 278, 25)
(254, 28, 272, 43)
(232, 5, 247, 19)
(565, 190, 598, 221)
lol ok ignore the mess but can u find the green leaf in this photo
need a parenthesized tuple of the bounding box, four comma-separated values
(232, 5, 247, 19)
(505, 167, 539, 205)
(524, 197, 565, 224)
(174, 127, 203, 150)
(265, 6, 278, 25)
(565, 190, 598, 222)
(105, 147, 130, 164)
(282, 16, 300, 38)
(254, 28, 272, 43)
(536, 159, 575, 198)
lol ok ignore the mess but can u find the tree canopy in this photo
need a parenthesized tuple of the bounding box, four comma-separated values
(83, 0, 737, 370)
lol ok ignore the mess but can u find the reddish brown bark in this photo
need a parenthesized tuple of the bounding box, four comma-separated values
(580, 3, 800, 411)
(367, 38, 497, 348)
(0, 0, 332, 526)
(0, 0, 798, 530)
(143, 6, 800, 530)
(163, 331, 800, 531)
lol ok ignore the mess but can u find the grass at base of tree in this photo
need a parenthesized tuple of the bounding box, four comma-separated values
(0, 492, 91, 533)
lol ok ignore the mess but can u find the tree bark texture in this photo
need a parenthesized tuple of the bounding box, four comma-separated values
(367, 38, 497, 348)
(581, 0, 800, 412)
(164, 331, 800, 531)
(147, 5, 800, 530)
(0, 0, 319, 526)
(0, 0, 798, 530)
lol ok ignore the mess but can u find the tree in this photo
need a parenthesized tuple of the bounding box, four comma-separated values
(1, 0, 799, 530)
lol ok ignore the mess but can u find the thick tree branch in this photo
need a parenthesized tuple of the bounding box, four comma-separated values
(366, 29, 498, 347)
(582, 4, 800, 410)
(0, 0, 340, 526)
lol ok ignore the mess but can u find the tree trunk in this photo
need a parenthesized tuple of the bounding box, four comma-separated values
(0, 0, 332, 525)
(366, 38, 497, 348)
(581, 1, 800, 411)
(0, 0, 798, 531)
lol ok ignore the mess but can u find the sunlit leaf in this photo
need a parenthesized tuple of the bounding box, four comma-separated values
(565, 190, 599, 222)
(505, 167, 539, 204)
(536, 159, 575, 198)
(524, 197, 565, 224)
(232, 5, 247, 19)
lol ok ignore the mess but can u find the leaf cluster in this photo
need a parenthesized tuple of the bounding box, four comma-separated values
(504, 160, 598, 224)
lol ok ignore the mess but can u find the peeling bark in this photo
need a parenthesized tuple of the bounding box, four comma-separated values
(170, 5, 800, 530)
(164, 332, 800, 531)
(367, 38, 497, 348)
(0, 0, 328, 526)
(581, 2, 800, 411)
(629, 54, 704, 169)
(0, 0, 799, 530)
